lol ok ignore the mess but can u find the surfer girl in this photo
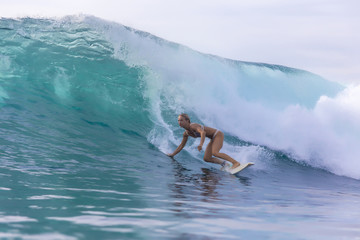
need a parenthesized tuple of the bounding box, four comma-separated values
(167, 113, 241, 170)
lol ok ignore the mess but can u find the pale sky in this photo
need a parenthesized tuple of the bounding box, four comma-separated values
(1, 0, 359, 85)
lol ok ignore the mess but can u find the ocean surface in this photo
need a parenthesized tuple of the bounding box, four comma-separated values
(1, 15, 360, 239)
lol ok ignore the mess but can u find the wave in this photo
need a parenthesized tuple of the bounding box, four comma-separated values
(1, 15, 359, 179)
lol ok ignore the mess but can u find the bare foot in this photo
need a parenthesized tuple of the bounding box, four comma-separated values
(230, 162, 241, 169)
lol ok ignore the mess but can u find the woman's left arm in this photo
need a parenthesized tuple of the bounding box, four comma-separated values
(197, 126, 206, 151)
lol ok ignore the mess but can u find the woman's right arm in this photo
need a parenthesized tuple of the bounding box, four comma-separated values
(167, 132, 188, 157)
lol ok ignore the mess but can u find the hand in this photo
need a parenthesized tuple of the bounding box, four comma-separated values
(197, 145, 202, 152)
(167, 153, 174, 158)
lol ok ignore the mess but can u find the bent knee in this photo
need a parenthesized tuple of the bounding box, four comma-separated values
(203, 156, 212, 162)
(212, 151, 220, 157)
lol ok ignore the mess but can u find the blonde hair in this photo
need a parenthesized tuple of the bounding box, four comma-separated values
(179, 113, 190, 123)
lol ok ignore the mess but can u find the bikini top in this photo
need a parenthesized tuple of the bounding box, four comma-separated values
(188, 123, 204, 138)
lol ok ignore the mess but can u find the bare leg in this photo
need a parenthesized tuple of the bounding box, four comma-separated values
(211, 131, 240, 169)
(203, 140, 224, 164)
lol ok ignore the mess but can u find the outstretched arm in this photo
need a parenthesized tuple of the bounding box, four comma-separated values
(167, 132, 188, 157)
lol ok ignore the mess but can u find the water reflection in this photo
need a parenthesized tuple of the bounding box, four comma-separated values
(168, 158, 253, 218)
(236, 175, 252, 186)
(198, 168, 221, 200)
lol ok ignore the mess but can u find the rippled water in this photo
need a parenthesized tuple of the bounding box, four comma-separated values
(1, 147, 360, 239)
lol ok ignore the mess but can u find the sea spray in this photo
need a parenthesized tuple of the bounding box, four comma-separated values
(81, 16, 360, 178)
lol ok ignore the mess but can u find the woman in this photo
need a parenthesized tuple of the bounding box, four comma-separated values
(167, 113, 241, 169)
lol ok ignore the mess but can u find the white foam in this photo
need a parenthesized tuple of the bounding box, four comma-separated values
(80, 16, 359, 179)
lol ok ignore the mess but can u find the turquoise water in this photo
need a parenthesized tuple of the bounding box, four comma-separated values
(1, 16, 360, 239)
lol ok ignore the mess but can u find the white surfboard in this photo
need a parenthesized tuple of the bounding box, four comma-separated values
(228, 162, 254, 174)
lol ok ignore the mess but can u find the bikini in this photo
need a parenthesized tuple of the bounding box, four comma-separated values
(189, 124, 219, 139)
